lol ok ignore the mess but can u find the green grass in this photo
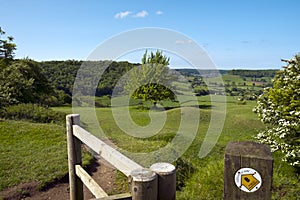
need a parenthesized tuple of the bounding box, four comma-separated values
(0, 121, 67, 191)
(54, 97, 300, 199)
(0, 120, 92, 191)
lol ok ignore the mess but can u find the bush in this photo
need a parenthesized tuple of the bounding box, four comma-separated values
(0, 103, 65, 124)
(95, 95, 111, 107)
(254, 55, 300, 168)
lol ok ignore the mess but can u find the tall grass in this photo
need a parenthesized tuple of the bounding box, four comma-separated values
(0, 104, 65, 125)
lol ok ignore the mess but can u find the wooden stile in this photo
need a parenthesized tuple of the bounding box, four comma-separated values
(223, 141, 273, 200)
(73, 125, 143, 177)
(66, 114, 177, 200)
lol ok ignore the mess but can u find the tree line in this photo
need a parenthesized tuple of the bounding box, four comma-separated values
(228, 69, 277, 78)
(0, 54, 278, 108)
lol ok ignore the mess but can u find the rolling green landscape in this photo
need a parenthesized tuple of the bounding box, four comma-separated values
(1, 0, 300, 199)
(1, 96, 299, 199)
(0, 34, 299, 199)
(0, 58, 299, 199)
(52, 96, 300, 200)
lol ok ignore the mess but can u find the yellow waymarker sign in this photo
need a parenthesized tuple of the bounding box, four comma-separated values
(241, 174, 260, 191)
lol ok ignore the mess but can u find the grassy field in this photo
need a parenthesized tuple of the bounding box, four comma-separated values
(54, 95, 300, 199)
(0, 94, 298, 199)
(0, 120, 92, 192)
(0, 121, 67, 191)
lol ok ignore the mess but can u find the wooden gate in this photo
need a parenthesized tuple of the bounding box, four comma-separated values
(66, 114, 176, 200)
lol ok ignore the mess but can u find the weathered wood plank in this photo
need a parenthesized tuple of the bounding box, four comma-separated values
(223, 141, 273, 200)
(75, 165, 108, 198)
(67, 114, 83, 200)
(90, 193, 132, 200)
(73, 125, 142, 177)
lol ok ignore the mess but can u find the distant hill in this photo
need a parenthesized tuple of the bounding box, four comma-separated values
(175, 68, 278, 78)
(39, 60, 278, 100)
(228, 69, 278, 78)
(175, 69, 228, 77)
(39, 60, 138, 97)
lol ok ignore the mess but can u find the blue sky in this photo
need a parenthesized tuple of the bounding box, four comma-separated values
(1, 0, 300, 69)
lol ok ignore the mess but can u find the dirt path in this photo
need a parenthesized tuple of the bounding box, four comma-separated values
(0, 157, 118, 200)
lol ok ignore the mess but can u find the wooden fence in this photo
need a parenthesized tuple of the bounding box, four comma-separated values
(66, 114, 176, 200)
(67, 114, 273, 200)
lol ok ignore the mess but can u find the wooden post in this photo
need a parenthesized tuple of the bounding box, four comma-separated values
(66, 114, 83, 200)
(223, 141, 273, 200)
(150, 162, 176, 200)
(130, 168, 158, 200)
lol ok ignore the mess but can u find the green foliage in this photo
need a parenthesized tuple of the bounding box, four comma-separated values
(27, 59, 277, 106)
(39, 60, 136, 98)
(95, 95, 111, 107)
(254, 55, 300, 168)
(183, 70, 275, 99)
(174, 158, 195, 190)
(190, 77, 209, 96)
(38, 60, 82, 95)
(98, 61, 137, 96)
(0, 27, 16, 59)
(194, 86, 209, 96)
(125, 50, 176, 105)
(0, 104, 65, 124)
(0, 59, 54, 107)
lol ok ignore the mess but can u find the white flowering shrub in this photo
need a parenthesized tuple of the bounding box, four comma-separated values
(253, 55, 300, 168)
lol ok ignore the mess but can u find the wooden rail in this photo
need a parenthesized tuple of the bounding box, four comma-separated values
(73, 125, 142, 177)
(75, 165, 108, 198)
(66, 114, 176, 200)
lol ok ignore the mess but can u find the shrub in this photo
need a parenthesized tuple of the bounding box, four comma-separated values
(253, 55, 300, 168)
(0, 103, 65, 124)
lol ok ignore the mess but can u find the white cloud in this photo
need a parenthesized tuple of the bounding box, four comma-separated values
(175, 39, 193, 44)
(175, 40, 185, 44)
(134, 10, 148, 18)
(114, 11, 131, 19)
(156, 10, 163, 15)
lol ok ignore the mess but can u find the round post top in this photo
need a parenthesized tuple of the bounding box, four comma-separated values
(150, 162, 176, 175)
(130, 168, 157, 182)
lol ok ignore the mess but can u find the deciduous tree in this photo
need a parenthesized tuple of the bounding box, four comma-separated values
(0, 59, 53, 107)
(0, 27, 16, 59)
(124, 50, 176, 106)
(254, 55, 300, 168)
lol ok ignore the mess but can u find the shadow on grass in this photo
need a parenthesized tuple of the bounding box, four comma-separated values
(190, 104, 212, 109)
(130, 104, 213, 111)
(174, 158, 196, 191)
(40, 148, 96, 191)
